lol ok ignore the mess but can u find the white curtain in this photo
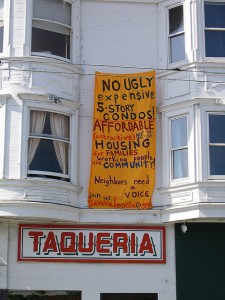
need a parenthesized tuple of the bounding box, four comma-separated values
(28, 111, 46, 166)
(50, 113, 69, 174)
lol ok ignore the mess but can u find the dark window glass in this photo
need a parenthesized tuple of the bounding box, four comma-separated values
(205, 31, 225, 57)
(169, 5, 185, 63)
(205, 2, 225, 57)
(29, 139, 66, 174)
(32, 28, 70, 59)
(101, 294, 158, 300)
(209, 114, 225, 175)
(210, 146, 225, 175)
(205, 2, 225, 28)
(0, 26, 3, 53)
(209, 114, 225, 143)
(32, 0, 71, 60)
(28, 111, 70, 180)
(169, 6, 184, 34)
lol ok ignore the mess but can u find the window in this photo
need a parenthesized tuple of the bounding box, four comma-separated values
(204, 2, 225, 57)
(9, 291, 81, 300)
(209, 114, 225, 175)
(171, 116, 188, 179)
(168, 5, 185, 63)
(32, 0, 71, 59)
(101, 294, 158, 300)
(0, 0, 4, 53)
(28, 110, 70, 180)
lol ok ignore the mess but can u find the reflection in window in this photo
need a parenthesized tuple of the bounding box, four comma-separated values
(171, 116, 188, 180)
(169, 5, 185, 63)
(28, 111, 70, 180)
(205, 2, 225, 57)
(32, 0, 71, 59)
(209, 114, 225, 175)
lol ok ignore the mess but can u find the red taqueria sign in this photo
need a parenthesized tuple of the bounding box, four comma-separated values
(18, 224, 166, 263)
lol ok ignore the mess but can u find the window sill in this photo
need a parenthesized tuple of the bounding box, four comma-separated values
(168, 58, 188, 69)
(32, 52, 71, 63)
(24, 177, 82, 191)
(203, 57, 225, 63)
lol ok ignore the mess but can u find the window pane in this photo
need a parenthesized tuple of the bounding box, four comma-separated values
(209, 114, 225, 143)
(205, 2, 225, 28)
(172, 117, 187, 148)
(169, 6, 184, 35)
(29, 139, 69, 175)
(30, 112, 69, 139)
(28, 111, 70, 179)
(0, 0, 3, 20)
(173, 148, 188, 179)
(205, 31, 225, 57)
(0, 25, 3, 53)
(210, 146, 225, 175)
(170, 34, 185, 63)
(33, 0, 71, 27)
(32, 27, 70, 59)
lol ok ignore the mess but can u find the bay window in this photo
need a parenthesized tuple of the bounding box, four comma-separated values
(28, 110, 70, 180)
(168, 5, 185, 64)
(205, 2, 225, 57)
(171, 116, 188, 179)
(209, 114, 225, 176)
(32, 0, 71, 59)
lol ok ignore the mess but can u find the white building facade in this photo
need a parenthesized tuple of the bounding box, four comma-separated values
(0, 0, 225, 299)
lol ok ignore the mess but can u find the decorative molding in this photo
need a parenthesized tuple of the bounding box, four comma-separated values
(18, 93, 80, 109)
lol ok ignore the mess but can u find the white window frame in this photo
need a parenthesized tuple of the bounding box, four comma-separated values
(0, 97, 7, 179)
(204, 1, 225, 58)
(170, 115, 189, 180)
(162, 107, 194, 187)
(0, 0, 5, 55)
(21, 98, 78, 185)
(200, 106, 225, 181)
(202, 0, 225, 61)
(207, 111, 225, 179)
(27, 110, 71, 180)
(31, 0, 72, 61)
(158, 0, 191, 69)
(168, 3, 186, 65)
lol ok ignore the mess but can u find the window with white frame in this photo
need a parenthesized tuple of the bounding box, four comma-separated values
(208, 113, 225, 176)
(171, 116, 188, 179)
(28, 110, 70, 180)
(168, 4, 185, 64)
(32, 0, 71, 59)
(0, 0, 4, 53)
(205, 2, 225, 57)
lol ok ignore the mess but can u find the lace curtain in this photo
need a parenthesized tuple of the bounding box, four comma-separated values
(28, 111, 46, 166)
(28, 111, 69, 175)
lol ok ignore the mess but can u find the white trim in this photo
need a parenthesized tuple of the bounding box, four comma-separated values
(0, 101, 6, 179)
(31, 0, 74, 61)
(72, 0, 81, 65)
(203, 1, 225, 60)
(207, 111, 225, 179)
(27, 170, 69, 179)
(21, 97, 79, 186)
(161, 106, 194, 188)
(167, 3, 186, 66)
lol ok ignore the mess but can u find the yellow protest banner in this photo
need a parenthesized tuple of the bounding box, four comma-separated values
(88, 71, 156, 209)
